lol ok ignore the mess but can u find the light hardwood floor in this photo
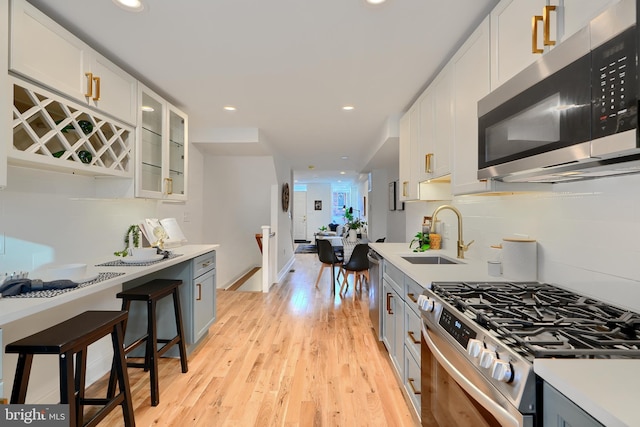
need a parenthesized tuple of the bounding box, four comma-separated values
(87, 251, 418, 426)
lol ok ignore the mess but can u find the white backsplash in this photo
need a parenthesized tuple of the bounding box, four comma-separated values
(408, 174, 640, 312)
(0, 163, 202, 277)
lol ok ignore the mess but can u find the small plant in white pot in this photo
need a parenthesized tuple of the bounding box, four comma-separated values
(344, 208, 366, 242)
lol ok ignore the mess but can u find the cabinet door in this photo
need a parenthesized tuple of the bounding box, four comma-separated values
(398, 107, 419, 201)
(137, 88, 165, 197)
(432, 67, 453, 178)
(88, 52, 137, 125)
(10, 0, 88, 101)
(391, 287, 404, 379)
(417, 89, 435, 183)
(193, 269, 216, 343)
(167, 106, 188, 199)
(404, 302, 421, 361)
(382, 278, 395, 353)
(490, 0, 547, 89)
(452, 17, 492, 195)
(560, 0, 620, 42)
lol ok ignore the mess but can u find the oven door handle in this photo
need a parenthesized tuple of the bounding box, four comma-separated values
(422, 324, 521, 427)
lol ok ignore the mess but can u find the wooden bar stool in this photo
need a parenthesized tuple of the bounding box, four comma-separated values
(108, 279, 188, 406)
(5, 310, 135, 427)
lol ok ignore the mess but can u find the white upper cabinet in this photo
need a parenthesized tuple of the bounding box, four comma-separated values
(490, 0, 547, 89)
(398, 106, 419, 201)
(490, 0, 622, 90)
(136, 85, 188, 200)
(451, 17, 492, 195)
(416, 65, 453, 183)
(9, 0, 137, 125)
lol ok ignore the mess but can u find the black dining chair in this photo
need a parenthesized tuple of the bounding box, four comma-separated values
(339, 243, 370, 300)
(375, 237, 386, 242)
(314, 239, 344, 294)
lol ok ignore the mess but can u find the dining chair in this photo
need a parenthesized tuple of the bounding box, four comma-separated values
(339, 243, 370, 300)
(315, 239, 344, 294)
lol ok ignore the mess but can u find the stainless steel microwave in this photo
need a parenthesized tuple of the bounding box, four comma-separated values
(477, 0, 640, 183)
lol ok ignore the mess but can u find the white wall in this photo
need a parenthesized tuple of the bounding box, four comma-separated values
(408, 174, 640, 313)
(202, 155, 274, 288)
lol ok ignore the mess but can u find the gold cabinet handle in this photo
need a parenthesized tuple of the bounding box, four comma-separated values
(407, 293, 418, 303)
(543, 5, 556, 46)
(402, 181, 408, 197)
(425, 153, 433, 174)
(92, 76, 101, 101)
(531, 15, 543, 54)
(408, 378, 421, 395)
(85, 72, 93, 98)
(407, 331, 421, 344)
(196, 283, 202, 301)
(164, 177, 174, 195)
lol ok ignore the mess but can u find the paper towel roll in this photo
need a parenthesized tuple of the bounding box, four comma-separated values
(502, 238, 537, 281)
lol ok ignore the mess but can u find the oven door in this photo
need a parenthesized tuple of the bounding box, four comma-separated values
(421, 323, 534, 427)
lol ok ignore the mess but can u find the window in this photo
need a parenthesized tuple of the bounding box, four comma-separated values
(331, 184, 351, 223)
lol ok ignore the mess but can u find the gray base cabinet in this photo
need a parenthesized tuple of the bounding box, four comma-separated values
(381, 260, 422, 419)
(543, 383, 603, 427)
(122, 250, 217, 355)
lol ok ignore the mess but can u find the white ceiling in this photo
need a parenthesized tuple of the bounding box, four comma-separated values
(26, 0, 498, 184)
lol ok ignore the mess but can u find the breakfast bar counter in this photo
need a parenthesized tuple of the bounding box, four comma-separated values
(0, 244, 218, 326)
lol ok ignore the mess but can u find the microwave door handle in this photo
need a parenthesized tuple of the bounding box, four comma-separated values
(421, 324, 521, 427)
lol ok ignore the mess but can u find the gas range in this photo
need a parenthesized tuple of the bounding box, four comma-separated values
(418, 281, 640, 424)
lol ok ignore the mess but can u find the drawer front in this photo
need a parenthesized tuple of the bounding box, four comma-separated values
(404, 304, 422, 361)
(404, 347, 422, 415)
(383, 260, 404, 296)
(194, 251, 216, 278)
(404, 276, 423, 315)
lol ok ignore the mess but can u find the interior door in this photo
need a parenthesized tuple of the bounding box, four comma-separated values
(293, 191, 307, 241)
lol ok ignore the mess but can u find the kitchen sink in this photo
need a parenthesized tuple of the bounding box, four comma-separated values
(401, 255, 462, 265)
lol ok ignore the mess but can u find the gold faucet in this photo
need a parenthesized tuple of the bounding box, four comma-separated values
(431, 205, 474, 259)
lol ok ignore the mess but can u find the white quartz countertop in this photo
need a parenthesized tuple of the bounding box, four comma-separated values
(0, 244, 219, 325)
(535, 359, 640, 427)
(369, 242, 495, 288)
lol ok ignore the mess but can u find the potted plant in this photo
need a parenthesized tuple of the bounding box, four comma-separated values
(344, 208, 366, 242)
(410, 232, 430, 252)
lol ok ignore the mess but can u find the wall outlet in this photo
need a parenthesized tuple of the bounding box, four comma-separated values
(183, 211, 191, 223)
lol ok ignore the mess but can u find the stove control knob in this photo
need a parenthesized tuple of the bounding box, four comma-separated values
(418, 295, 436, 312)
(467, 339, 483, 359)
(491, 360, 514, 383)
(479, 349, 495, 369)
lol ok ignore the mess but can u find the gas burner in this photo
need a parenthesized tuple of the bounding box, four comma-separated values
(430, 281, 640, 359)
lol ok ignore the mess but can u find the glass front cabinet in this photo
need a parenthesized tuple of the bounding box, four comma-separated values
(136, 84, 188, 200)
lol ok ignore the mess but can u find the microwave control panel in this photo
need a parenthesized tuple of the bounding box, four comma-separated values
(592, 26, 637, 138)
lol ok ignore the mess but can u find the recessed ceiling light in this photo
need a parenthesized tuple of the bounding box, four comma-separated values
(340, 171, 346, 175)
(342, 105, 355, 111)
(113, 0, 145, 12)
(141, 105, 154, 112)
(223, 106, 237, 111)
(366, 0, 386, 4)
(341, 156, 349, 160)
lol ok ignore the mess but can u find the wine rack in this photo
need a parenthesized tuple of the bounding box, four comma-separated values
(11, 77, 133, 177)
